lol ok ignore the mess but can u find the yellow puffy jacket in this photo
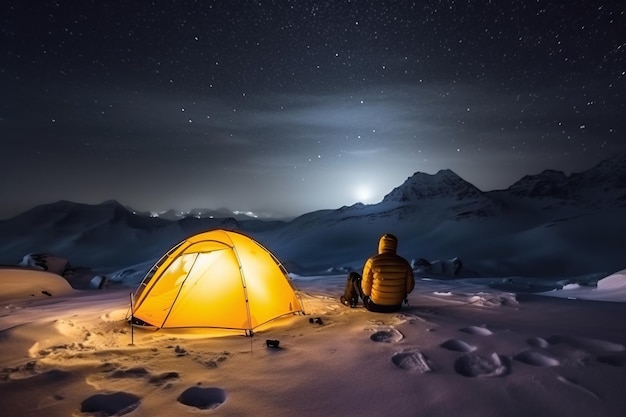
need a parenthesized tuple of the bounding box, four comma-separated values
(361, 234, 415, 306)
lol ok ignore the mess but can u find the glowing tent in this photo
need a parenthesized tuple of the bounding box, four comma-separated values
(129, 229, 303, 333)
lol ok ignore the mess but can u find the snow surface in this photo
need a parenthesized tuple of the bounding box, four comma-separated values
(1, 266, 626, 417)
(537, 269, 626, 302)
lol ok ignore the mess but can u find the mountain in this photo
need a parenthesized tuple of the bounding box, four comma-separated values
(0, 200, 241, 270)
(506, 153, 626, 204)
(244, 156, 624, 276)
(382, 169, 485, 202)
(575, 152, 626, 188)
(1, 154, 625, 278)
(506, 169, 573, 199)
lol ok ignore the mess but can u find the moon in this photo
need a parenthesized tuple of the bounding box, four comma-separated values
(354, 185, 373, 202)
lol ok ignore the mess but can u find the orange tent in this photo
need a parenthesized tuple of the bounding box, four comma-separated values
(129, 229, 303, 333)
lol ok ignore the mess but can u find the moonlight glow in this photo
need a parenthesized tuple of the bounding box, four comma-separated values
(354, 186, 373, 203)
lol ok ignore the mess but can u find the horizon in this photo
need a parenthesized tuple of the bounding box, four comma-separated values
(3, 149, 624, 222)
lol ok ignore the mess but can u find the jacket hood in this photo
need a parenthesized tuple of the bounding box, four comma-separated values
(378, 234, 398, 254)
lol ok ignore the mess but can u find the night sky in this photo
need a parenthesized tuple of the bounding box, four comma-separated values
(2, 1, 625, 219)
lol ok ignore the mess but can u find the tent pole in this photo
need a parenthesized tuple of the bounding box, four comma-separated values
(129, 292, 135, 346)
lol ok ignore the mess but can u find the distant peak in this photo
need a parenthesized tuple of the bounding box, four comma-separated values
(590, 151, 626, 172)
(43, 200, 84, 211)
(522, 169, 568, 181)
(382, 169, 483, 202)
(435, 168, 456, 175)
(99, 199, 125, 208)
(506, 152, 626, 199)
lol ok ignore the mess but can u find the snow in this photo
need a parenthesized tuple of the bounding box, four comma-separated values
(537, 269, 626, 302)
(1, 265, 626, 417)
(1, 155, 625, 416)
(597, 269, 626, 291)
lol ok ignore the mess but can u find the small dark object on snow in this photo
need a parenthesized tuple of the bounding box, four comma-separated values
(340, 272, 361, 308)
(42, 291, 52, 296)
(266, 339, 280, 348)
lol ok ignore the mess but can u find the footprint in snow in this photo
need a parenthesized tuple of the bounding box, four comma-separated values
(80, 391, 140, 416)
(454, 353, 508, 377)
(513, 350, 560, 367)
(148, 371, 180, 387)
(177, 386, 227, 410)
(527, 337, 550, 348)
(370, 327, 404, 343)
(459, 325, 493, 336)
(391, 349, 432, 373)
(439, 339, 477, 353)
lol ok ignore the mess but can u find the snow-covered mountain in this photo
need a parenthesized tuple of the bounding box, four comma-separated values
(506, 153, 626, 204)
(1, 153, 624, 278)
(0, 200, 241, 271)
(383, 169, 485, 202)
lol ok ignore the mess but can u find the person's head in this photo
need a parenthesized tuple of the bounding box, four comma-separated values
(378, 233, 398, 254)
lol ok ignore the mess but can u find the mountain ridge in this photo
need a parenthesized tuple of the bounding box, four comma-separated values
(1, 153, 625, 277)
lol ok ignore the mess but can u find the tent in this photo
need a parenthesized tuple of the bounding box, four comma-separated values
(129, 229, 303, 333)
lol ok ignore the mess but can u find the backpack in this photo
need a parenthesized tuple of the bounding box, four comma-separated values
(340, 272, 361, 308)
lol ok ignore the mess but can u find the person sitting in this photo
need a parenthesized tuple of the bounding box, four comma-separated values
(342, 233, 415, 312)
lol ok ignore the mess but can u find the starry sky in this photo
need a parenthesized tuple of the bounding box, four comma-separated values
(2, 1, 625, 219)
